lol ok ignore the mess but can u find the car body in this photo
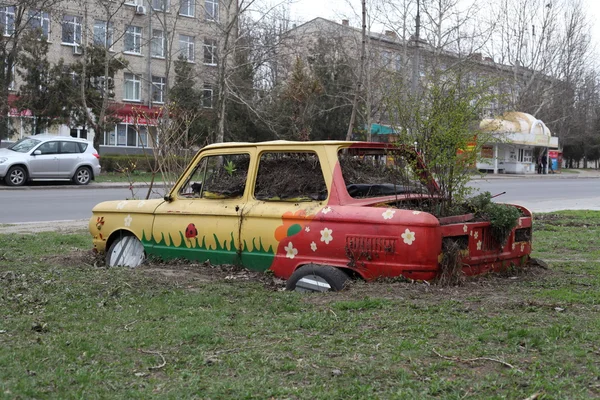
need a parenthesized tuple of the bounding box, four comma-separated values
(0, 135, 101, 186)
(89, 141, 532, 291)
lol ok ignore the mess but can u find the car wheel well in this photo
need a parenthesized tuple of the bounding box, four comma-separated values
(294, 263, 363, 280)
(105, 229, 138, 254)
(7, 163, 29, 175)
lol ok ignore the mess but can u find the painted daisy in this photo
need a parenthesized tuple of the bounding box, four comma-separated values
(382, 209, 396, 220)
(320, 228, 333, 244)
(284, 242, 298, 259)
(401, 229, 416, 245)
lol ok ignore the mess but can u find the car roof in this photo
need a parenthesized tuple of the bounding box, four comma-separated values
(201, 140, 394, 150)
(26, 135, 90, 143)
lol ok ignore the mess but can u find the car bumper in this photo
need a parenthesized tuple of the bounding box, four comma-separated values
(0, 163, 8, 178)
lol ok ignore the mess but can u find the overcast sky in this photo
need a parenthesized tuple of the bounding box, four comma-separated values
(287, 0, 600, 51)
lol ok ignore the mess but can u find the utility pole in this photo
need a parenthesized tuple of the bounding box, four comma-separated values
(410, 0, 421, 96)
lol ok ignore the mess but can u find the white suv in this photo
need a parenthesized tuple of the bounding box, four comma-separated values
(0, 135, 101, 186)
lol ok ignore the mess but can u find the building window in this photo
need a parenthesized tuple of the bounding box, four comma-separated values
(93, 20, 114, 49)
(202, 83, 213, 108)
(151, 29, 165, 58)
(203, 38, 217, 65)
(205, 0, 218, 21)
(180, 0, 195, 16)
(124, 73, 141, 101)
(152, 0, 169, 11)
(394, 54, 402, 71)
(518, 148, 533, 163)
(0, 6, 15, 36)
(106, 123, 152, 147)
(152, 76, 166, 103)
(29, 10, 50, 39)
(124, 25, 142, 54)
(62, 15, 82, 45)
(179, 34, 195, 62)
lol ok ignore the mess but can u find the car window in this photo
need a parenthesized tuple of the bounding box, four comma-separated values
(338, 148, 428, 198)
(77, 142, 89, 152)
(254, 152, 328, 201)
(179, 153, 250, 199)
(36, 141, 59, 155)
(60, 141, 81, 154)
(7, 138, 41, 153)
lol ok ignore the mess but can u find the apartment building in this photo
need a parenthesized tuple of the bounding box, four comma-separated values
(4, 0, 225, 153)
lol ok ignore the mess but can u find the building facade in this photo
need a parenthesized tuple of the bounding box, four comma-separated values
(3, 0, 225, 153)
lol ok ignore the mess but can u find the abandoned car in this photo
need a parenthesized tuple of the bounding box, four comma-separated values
(89, 141, 532, 291)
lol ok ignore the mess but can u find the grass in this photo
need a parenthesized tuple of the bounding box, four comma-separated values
(1, 211, 600, 398)
(95, 172, 179, 184)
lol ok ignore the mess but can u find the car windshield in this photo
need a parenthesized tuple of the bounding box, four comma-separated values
(339, 147, 429, 198)
(7, 138, 42, 153)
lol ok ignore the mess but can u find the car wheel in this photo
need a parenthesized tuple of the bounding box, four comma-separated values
(5, 166, 27, 186)
(286, 264, 350, 292)
(73, 166, 92, 185)
(106, 233, 145, 268)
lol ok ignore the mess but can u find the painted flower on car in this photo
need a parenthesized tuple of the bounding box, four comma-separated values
(401, 228, 416, 245)
(382, 209, 396, 220)
(310, 242, 317, 252)
(320, 228, 333, 244)
(285, 242, 298, 259)
(124, 214, 132, 227)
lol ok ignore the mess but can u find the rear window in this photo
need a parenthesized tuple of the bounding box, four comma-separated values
(338, 148, 428, 198)
(61, 141, 82, 154)
(78, 142, 88, 152)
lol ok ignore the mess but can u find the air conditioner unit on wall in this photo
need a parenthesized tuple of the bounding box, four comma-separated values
(135, 5, 146, 15)
(72, 45, 83, 55)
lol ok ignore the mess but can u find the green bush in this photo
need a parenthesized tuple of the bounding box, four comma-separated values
(100, 155, 157, 173)
(467, 191, 521, 245)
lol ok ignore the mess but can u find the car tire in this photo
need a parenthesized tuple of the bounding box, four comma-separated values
(73, 166, 92, 185)
(286, 264, 350, 292)
(106, 233, 145, 268)
(4, 166, 27, 186)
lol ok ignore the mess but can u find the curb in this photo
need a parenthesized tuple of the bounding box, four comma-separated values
(0, 182, 167, 190)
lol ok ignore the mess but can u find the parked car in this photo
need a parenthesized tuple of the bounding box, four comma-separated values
(0, 135, 101, 186)
(89, 141, 532, 292)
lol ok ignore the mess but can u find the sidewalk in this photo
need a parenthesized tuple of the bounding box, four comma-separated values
(472, 169, 600, 180)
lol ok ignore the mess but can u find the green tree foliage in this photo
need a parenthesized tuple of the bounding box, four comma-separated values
(169, 55, 215, 145)
(386, 72, 499, 216)
(70, 44, 128, 150)
(15, 31, 73, 134)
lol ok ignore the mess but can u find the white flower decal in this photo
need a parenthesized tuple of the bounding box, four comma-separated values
(321, 206, 332, 214)
(137, 200, 146, 208)
(470, 231, 473, 236)
(116, 201, 127, 210)
(310, 242, 317, 252)
(320, 228, 333, 244)
(512, 243, 516, 250)
(477, 240, 482, 250)
(382, 209, 396, 220)
(474, 231, 479, 239)
(284, 242, 298, 259)
(520, 244, 525, 252)
(518, 219, 522, 226)
(124, 214, 132, 227)
(401, 229, 416, 245)
(305, 227, 310, 232)
(412, 211, 421, 215)
(463, 224, 468, 233)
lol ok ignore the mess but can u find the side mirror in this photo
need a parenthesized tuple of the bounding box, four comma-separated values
(163, 194, 172, 202)
(33, 150, 42, 156)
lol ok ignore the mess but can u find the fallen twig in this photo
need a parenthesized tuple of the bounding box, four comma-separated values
(124, 320, 138, 331)
(432, 349, 521, 372)
(139, 349, 167, 370)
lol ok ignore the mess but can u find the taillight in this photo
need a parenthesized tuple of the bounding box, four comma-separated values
(93, 153, 100, 159)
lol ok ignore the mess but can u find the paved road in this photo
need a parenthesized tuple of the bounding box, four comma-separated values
(1, 177, 599, 224)
(469, 177, 600, 212)
(0, 186, 164, 224)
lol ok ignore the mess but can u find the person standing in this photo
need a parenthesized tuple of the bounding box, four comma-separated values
(541, 152, 548, 174)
